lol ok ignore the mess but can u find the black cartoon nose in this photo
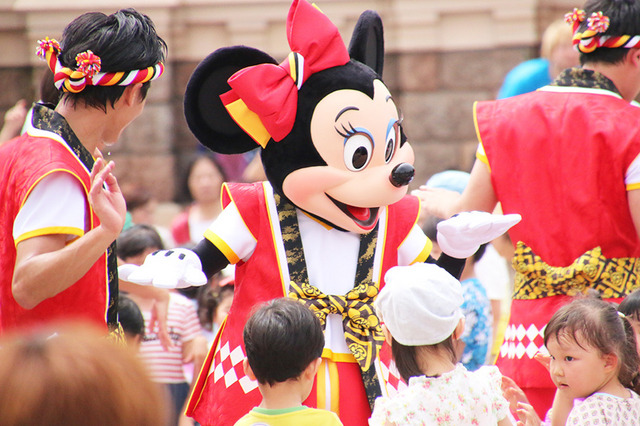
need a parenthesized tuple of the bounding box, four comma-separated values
(389, 163, 415, 187)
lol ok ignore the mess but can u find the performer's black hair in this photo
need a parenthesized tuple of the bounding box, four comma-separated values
(59, 8, 167, 111)
(579, 0, 640, 65)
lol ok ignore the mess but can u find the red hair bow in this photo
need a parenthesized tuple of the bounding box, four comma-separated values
(221, 0, 350, 144)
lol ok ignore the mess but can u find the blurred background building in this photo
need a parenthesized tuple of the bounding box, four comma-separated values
(0, 0, 576, 203)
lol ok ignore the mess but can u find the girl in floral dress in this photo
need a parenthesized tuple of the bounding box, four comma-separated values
(543, 297, 640, 426)
(369, 263, 513, 425)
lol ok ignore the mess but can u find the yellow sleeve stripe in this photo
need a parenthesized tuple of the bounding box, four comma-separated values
(14, 226, 84, 247)
(627, 182, 640, 191)
(204, 230, 240, 264)
(410, 238, 433, 264)
(473, 101, 491, 172)
(476, 147, 489, 167)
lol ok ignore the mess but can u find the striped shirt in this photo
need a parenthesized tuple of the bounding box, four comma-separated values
(139, 292, 202, 383)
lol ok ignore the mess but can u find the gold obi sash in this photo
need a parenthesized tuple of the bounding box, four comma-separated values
(512, 242, 640, 300)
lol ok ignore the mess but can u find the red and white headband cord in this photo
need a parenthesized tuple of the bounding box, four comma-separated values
(565, 8, 640, 53)
(36, 37, 164, 93)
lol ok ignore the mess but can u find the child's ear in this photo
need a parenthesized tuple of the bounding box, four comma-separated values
(304, 357, 323, 381)
(381, 323, 392, 345)
(602, 353, 618, 374)
(453, 317, 466, 340)
(243, 358, 257, 381)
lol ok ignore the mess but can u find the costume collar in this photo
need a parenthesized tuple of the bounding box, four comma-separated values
(275, 192, 383, 408)
(30, 103, 119, 329)
(30, 103, 96, 170)
(550, 66, 620, 95)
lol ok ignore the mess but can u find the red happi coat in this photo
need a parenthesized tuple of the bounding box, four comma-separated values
(187, 182, 426, 426)
(476, 85, 640, 414)
(0, 131, 109, 334)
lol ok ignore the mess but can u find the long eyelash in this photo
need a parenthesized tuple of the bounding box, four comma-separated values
(335, 121, 357, 138)
(397, 119, 408, 144)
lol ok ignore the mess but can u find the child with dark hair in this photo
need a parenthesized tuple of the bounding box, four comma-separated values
(197, 282, 234, 345)
(543, 297, 640, 425)
(118, 294, 145, 350)
(619, 289, 640, 357)
(235, 297, 342, 425)
(369, 263, 512, 425)
(117, 224, 206, 426)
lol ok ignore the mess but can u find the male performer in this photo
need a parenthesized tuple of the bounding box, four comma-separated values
(415, 0, 640, 417)
(0, 8, 167, 335)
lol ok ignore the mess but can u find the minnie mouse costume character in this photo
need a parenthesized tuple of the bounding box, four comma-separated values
(122, 1, 519, 424)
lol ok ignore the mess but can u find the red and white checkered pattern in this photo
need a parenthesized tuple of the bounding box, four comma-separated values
(212, 342, 258, 394)
(500, 323, 547, 360)
(376, 358, 408, 397)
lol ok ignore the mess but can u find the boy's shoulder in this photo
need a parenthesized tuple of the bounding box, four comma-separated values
(234, 406, 342, 426)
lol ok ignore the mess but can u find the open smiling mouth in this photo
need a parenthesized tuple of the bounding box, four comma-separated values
(327, 195, 380, 230)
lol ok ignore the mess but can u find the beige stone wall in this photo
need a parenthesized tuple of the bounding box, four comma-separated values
(0, 0, 574, 200)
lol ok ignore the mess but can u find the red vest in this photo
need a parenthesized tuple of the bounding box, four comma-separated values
(0, 133, 109, 333)
(476, 88, 640, 266)
(188, 182, 421, 426)
(479, 88, 640, 416)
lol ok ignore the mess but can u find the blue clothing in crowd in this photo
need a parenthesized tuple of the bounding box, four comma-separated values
(497, 58, 551, 99)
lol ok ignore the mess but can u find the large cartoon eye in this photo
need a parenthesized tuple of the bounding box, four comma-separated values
(343, 133, 373, 171)
(384, 121, 398, 163)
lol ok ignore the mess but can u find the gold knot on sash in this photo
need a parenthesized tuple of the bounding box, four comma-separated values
(512, 242, 640, 300)
(289, 280, 383, 372)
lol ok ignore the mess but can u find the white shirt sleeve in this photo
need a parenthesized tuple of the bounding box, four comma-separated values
(203, 201, 257, 264)
(626, 153, 640, 190)
(398, 224, 432, 265)
(474, 243, 510, 300)
(13, 171, 86, 245)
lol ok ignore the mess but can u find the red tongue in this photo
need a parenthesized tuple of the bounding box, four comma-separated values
(347, 206, 370, 222)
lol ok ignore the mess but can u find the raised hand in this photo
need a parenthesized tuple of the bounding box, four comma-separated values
(89, 148, 126, 237)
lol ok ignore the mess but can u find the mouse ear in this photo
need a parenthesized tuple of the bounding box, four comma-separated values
(348, 10, 384, 76)
(184, 46, 278, 154)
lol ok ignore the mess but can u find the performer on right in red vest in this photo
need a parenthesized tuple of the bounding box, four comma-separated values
(414, 0, 640, 418)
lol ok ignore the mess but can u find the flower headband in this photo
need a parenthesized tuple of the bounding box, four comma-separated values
(36, 37, 164, 93)
(565, 8, 640, 53)
(219, 0, 350, 148)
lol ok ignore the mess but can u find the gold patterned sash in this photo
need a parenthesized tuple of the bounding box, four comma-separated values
(288, 280, 383, 372)
(512, 242, 640, 300)
(274, 193, 382, 410)
(107, 322, 127, 346)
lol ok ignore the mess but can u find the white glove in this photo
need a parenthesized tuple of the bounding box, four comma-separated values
(118, 248, 208, 289)
(437, 211, 521, 259)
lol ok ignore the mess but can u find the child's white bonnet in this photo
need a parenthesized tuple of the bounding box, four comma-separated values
(375, 263, 464, 346)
